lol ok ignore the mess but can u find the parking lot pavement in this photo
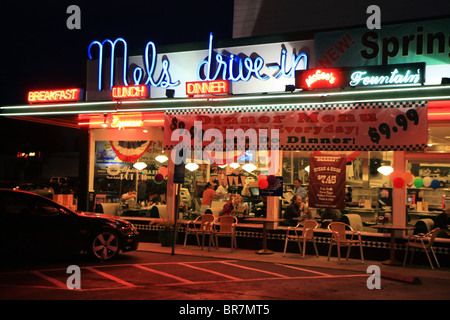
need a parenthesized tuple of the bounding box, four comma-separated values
(137, 242, 450, 282)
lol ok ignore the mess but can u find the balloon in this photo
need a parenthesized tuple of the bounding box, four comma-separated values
(258, 179, 269, 189)
(389, 171, 401, 182)
(154, 173, 164, 184)
(267, 175, 277, 185)
(401, 172, 414, 185)
(413, 178, 423, 188)
(423, 177, 432, 187)
(431, 179, 440, 190)
(158, 166, 168, 177)
(257, 174, 267, 181)
(392, 176, 405, 189)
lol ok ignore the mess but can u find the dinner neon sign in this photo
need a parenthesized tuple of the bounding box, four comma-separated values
(186, 80, 229, 96)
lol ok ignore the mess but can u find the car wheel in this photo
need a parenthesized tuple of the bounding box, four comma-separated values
(91, 230, 121, 260)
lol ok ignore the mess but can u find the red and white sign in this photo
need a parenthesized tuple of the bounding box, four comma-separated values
(164, 101, 428, 152)
(112, 85, 148, 99)
(295, 68, 346, 90)
(308, 154, 347, 209)
(28, 88, 82, 103)
(186, 80, 230, 96)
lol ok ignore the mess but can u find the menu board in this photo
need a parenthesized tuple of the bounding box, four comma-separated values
(308, 154, 346, 209)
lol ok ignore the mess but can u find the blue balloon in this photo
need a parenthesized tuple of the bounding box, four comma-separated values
(430, 179, 440, 190)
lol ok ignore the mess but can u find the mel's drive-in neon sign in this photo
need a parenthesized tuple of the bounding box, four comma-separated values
(295, 62, 425, 90)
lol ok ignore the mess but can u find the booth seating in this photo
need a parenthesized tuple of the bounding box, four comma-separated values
(414, 218, 434, 235)
(341, 214, 363, 231)
(97, 203, 121, 216)
(150, 205, 167, 219)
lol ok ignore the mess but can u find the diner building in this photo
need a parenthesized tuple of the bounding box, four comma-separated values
(2, 17, 450, 265)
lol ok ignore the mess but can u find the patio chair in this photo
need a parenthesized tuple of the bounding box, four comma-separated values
(283, 220, 319, 259)
(208, 215, 238, 252)
(183, 214, 215, 250)
(403, 228, 441, 270)
(327, 222, 364, 264)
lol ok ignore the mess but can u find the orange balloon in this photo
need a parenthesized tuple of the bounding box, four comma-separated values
(401, 172, 414, 185)
(389, 171, 401, 182)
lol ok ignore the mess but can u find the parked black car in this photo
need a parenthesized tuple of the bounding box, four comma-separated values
(0, 189, 139, 261)
(13, 183, 55, 199)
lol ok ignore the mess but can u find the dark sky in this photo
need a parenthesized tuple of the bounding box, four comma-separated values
(2, 1, 234, 106)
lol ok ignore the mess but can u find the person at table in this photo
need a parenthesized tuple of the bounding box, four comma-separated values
(282, 195, 305, 226)
(222, 194, 244, 215)
(215, 182, 228, 200)
(252, 196, 267, 217)
(435, 207, 450, 238)
(293, 179, 307, 199)
(320, 207, 342, 222)
(120, 189, 137, 208)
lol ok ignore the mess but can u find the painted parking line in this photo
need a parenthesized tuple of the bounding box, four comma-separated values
(220, 261, 290, 278)
(178, 262, 241, 281)
(31, 271, 67, 289)
(85, 267, 137, 288)
(134, 264, 194, 284)
(274, 263, 333, 277)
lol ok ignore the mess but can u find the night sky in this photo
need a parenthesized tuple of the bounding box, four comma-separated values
(0, 1, 234, 160)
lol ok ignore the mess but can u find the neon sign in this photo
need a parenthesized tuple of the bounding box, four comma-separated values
(296, 68, 345, 89)
(296, 63, 424, 90)
(112, 85, 149, 99)
(88, 38, 179, 91)
(197, 33, 308, 82)
(349, 68, 422, 86)
(110, 115, 143, 130)
(305, 70, 337, 88)
(28, 88, 81, 103)
(186, 80, 230, 96)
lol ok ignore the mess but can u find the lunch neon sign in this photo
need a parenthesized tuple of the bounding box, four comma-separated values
(112, 85, 149, 99)
(28, 88, 82, 103)
(186, 80, 230, 96)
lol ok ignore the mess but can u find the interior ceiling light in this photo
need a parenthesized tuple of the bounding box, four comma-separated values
(377, 165, 394, 176)
(229, 163, 240, 169)
(185, 162, 199, 172)
(133, 162, 147, 170)
(305, 166, 310, 172)
(242, 163, 257, 173)
(155, 154, 168, 163)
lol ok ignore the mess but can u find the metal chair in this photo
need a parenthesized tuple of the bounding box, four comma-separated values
(403, 228, 441, 270)
(283, 220, 319, 259)
(327, 222, 364, 264)
(183, 214, 215, 250)
(208, 215, 238, 252)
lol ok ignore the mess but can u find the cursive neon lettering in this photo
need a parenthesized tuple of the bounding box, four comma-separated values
(305, 70, 336, 88)
(88, 38, 179, 91)
(349, 68, 421, 86)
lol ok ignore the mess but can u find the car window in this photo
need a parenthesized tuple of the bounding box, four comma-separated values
(0, 192, 61, 217)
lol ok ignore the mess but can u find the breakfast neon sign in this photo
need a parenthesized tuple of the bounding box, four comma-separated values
(27, 88, 82, 103)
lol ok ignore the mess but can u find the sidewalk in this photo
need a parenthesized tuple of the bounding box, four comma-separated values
(138, 241, 450, 283)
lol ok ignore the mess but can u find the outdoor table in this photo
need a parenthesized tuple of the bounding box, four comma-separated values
(244, 217, 285, 254)
(372, 224, 415, 266)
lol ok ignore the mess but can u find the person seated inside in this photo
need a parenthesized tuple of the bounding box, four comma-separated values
(120, 189, 137, 208)
(281, 195, 305, 226)
(252, 196, 267, 217)
(320, 207, 342, 228)
(435, 207, 450, 238)
(222, 194, 244, 216)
